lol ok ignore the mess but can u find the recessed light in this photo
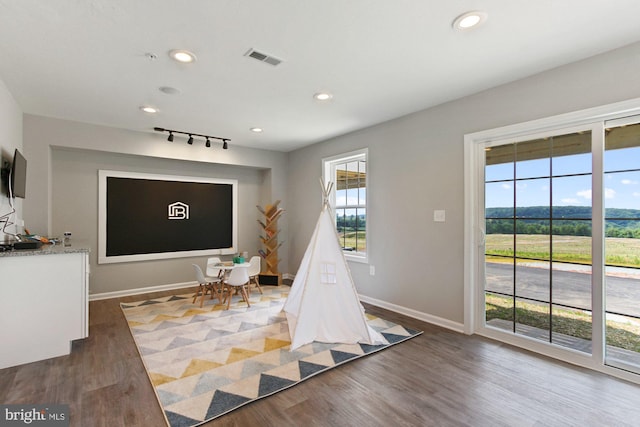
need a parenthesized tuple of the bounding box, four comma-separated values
(250, 127, 263, 133)
(139, 105, 158, 114)
(169, 49, 197, 63)
(314, 92, 333, 101)
(452, 11, 487, 30)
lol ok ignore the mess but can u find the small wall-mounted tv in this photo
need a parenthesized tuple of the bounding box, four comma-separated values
(9, 149, 27, 198)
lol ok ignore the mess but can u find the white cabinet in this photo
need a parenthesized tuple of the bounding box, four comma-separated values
(0, 248, 89, 369)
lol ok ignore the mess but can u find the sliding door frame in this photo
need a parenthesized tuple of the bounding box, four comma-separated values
(464, 97, 640, 384)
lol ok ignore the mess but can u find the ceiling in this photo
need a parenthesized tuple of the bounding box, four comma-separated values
(1, 1, 640, 153)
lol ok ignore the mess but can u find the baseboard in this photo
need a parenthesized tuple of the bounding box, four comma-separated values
(89, 281, 197, 301)
(359, 293, 465, 334)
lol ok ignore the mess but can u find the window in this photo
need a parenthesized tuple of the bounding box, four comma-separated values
(323, 149, 368, 262)
(465, 99, 640, 383)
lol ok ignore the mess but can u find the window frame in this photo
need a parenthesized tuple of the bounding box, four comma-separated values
(323, 148, 369, 263)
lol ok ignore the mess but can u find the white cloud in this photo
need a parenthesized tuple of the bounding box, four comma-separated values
(576, 189, 592, 200)
(605, 188, 616, 199)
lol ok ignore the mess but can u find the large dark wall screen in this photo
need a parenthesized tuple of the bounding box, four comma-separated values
(105, 177, 233, 257)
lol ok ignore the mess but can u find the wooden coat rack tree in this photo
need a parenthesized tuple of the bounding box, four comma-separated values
(257, 200, 284, 285)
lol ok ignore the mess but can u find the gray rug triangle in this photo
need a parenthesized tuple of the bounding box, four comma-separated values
(121, 286, 421, 426)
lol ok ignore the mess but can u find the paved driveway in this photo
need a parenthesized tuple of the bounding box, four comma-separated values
(485, 262, 640, 318)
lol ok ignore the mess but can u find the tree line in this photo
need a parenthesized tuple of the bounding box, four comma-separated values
(486, 206, 640, 238)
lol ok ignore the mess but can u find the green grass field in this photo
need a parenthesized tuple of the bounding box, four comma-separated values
(485, 234, 640, 267)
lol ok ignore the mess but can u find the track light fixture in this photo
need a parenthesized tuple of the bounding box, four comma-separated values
(154, 127, 230, 149)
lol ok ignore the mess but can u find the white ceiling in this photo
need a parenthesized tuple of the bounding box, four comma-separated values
(1, 1, 640, 152)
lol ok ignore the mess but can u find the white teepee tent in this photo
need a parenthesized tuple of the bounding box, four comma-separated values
(283, 180, 388, 350)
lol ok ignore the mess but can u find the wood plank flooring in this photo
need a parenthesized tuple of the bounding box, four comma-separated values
(2, 286, 640, 426)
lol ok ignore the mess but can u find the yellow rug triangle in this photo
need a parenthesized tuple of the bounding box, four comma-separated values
(181, 359, 223, 378)
(182, 308, 206, 317)
(226, 347, 261, 364)
(264, 337, 290, 352)
(149, 372, 176, 387)
(152, 314, 179, 323)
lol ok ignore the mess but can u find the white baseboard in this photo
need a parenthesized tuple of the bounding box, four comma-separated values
(89, 281, 197, 301)
(359, 293, 465, 333)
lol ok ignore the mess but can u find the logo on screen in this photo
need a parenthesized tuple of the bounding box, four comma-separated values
(168, 202, 189, 220)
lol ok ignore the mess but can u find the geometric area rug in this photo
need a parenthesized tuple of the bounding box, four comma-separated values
(121, 286, 422, 427)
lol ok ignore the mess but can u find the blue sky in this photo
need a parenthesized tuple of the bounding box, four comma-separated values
(486, 147, 640, 210)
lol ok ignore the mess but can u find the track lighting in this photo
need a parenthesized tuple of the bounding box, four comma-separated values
(154, 127, 230, 149)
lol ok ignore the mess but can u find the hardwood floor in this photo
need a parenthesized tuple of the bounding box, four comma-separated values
(2, 286, 640, 426)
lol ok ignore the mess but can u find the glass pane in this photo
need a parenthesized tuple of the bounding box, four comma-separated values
(515, 222, 550, 260)
(552, 304, 592, 353)
(485, 143, 514, 182)
(552, 220, 592, 264)
(551, 175, 592, 215)
(335, 188, 347, 208)
(485, 220, 515, 257)
(604, 171, 640, 212)
(515, 259, 550, 301)
(358, 187, 366, 206)
(485, 255, 513, 295)
(551, 131, 592, 176)
(516, 177, 550, 213)
(345, 188, 358, 206)
(605, 122, 640, 372)
(515, 298, 550, 339)
(486, 181, 514, 214)
(355, 208, 366, 253)
(335, 208, 346, 248)
(516, 138, 550, 179)
(485, 291, 514, 331)
(605, 122, 640, 172)
(552, 263, 592, 311)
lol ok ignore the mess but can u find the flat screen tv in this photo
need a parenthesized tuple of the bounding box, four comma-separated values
(10, 149, 27, 198)
(98, 170, 238, 264)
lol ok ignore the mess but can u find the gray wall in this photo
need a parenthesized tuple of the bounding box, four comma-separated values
(0, 78, 22, 242)
(22, 115, 289, 295)
(287, 41, 640, 325)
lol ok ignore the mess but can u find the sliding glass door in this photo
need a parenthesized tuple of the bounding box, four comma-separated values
(484, 130, 594, 353)
(604, 119, 640, 371)
(481, 119, 640, 376)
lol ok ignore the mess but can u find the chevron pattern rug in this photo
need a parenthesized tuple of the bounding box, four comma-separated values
(121, 286, 422, 427)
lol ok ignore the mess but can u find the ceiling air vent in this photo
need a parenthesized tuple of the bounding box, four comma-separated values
(244, 48, 282, 66)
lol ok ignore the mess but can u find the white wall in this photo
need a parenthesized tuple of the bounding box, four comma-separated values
(22, 115, 289, 295)
(287, 41, 640, 326)
(0, 78, 22, 243)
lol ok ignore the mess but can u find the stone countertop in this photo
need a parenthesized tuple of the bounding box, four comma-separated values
(0, 241, 90, 258)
